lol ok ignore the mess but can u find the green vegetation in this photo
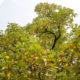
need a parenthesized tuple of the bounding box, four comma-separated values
(0, 3, 80, 80)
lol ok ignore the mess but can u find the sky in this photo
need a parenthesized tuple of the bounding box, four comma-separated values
(0, 0, 80, 30)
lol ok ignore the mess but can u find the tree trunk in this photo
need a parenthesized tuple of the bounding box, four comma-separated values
(52, 33, 61, 49)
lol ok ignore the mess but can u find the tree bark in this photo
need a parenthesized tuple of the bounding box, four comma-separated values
(52, 34, 61, 49)
(52, 36, 57, 49)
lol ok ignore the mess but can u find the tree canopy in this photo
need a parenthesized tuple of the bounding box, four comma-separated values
(0, 2, 80, 80)
(26, 3, 76, 49)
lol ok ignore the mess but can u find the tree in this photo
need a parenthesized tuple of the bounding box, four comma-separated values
(0, 23, 28, 53)
(26, 3, 76, 49)
(0, 2, 80, 80)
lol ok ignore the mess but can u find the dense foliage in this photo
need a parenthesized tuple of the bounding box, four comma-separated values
(0, 3, 80, 80)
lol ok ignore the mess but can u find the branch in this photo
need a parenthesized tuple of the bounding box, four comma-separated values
(52, 24, 61, 49)
(39, 24, 61, 50)
(41, 29, 56, 37)
(56, 24, 61, 40)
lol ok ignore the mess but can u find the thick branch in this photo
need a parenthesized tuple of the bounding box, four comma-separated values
(52, 36, 57, 49)
(39, 24, 61, 49)
(52, 24, 61, 49)
(41, 29, 56, 37)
